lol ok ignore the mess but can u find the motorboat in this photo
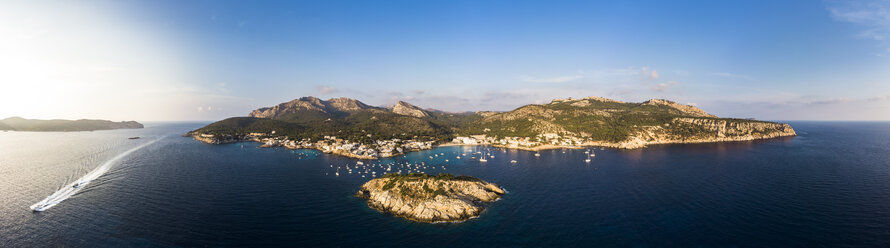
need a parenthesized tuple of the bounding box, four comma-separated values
(31, 204, 48, 212)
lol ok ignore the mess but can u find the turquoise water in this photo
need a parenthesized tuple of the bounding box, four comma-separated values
(2, 122, 890, 247)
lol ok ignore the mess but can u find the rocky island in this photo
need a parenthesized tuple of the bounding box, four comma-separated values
(0, 117, 143, 132)
(355, 173, 505, 223)
(187, 96, 796, 157)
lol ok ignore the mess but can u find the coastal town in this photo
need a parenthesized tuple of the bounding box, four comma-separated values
(192, 132, 436, 159)
(190, 130, 591, 159)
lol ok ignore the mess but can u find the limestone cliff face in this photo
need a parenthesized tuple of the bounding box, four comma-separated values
(390, 101, 430, 118)
(326, 97, 372, 112)
(356, 174, 505, 223)
(248, 96, 375, 119)
(609, 117, 797, 149)
(672, 118, 795, 138)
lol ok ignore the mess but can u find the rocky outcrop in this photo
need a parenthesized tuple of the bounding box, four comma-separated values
(327, 97, 372, 112)
(248, 96, 376, 119)
(642, 99, 716, 118)
(355, 173, 505, 223)
(390, 101, 430, 118)
(584, 96, 625, 103)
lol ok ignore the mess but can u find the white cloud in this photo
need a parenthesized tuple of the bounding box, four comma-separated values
(807, 97, 850, 105)
(828, 0, 890, 48)
(868, 95, 890, 101)
(653, 81, 679, 92)
(316, 85, 338, 94)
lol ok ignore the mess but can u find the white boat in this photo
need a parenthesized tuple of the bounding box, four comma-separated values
(456, 156, 461, 159)
(510, 160, 517, 163)
(356, 161, 364, 165)
(31, 204, 48, 212)
(479, 158, 488, 162)
(585, 158, 591, 163)
(534, 153, 540, 157)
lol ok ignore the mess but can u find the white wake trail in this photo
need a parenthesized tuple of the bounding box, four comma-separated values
(30, 138, 160, 212)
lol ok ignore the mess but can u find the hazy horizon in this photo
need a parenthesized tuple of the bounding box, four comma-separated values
(2, 0, 890, 121)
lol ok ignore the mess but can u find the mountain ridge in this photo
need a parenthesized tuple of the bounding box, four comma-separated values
(188, 95, 795, 154)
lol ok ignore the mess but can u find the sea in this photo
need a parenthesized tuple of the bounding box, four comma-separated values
(1, 121, 890, 247)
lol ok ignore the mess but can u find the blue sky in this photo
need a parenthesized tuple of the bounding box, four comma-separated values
(1, 0, 889, 121)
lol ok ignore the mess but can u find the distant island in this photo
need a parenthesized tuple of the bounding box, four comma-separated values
(186, 96, 796, 158)
(355, 173, 505, 223)
(0, 117, 143, 132)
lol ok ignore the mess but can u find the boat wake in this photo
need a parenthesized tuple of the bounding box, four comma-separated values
(30, 138, 159, 212)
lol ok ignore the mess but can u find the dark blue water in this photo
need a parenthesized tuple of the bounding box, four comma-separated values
(2, 122, 890, 247)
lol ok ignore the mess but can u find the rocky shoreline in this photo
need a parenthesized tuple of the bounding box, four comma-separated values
(355, 173, 505, 223)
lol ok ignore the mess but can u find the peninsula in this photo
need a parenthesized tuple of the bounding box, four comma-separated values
(187, 96, 795, 158)
(355, 173, 505, 223)
(0, 117, 143, 132)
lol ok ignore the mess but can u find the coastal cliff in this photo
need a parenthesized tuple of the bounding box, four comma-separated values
(355, 173, 505, 223)
(604, 117, 796, 149)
